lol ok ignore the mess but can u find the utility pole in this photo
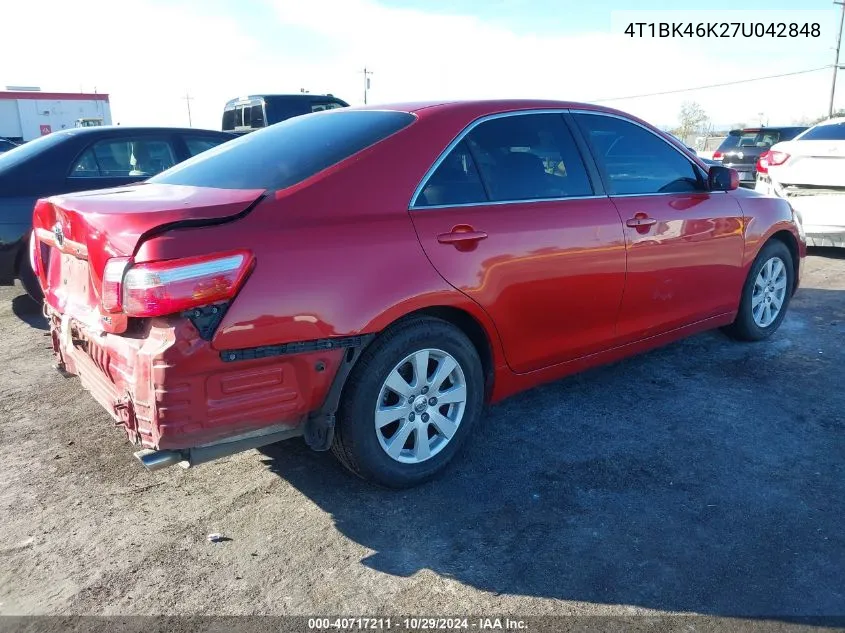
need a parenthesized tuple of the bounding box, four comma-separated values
(362, 67, 373, 105)
(830, 1, 845, 118)
(184, 90, 194, 127)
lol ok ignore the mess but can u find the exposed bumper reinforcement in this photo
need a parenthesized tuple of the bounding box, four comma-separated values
(134, 425, 304, 471)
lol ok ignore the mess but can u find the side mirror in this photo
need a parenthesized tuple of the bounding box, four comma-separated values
(708, 165, 739, 191)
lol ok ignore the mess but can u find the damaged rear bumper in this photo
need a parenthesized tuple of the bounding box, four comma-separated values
(44, 306, 359, 466)
(757, 177, 845, 247)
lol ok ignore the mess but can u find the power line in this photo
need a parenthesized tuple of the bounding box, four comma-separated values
(591, 66, 831, 103)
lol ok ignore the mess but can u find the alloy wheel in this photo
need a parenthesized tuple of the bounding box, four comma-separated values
(752, 256, 788, 328)
(374, 348, 467, 464)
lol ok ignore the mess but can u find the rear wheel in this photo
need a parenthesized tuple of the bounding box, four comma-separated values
(17, 251, 43, 304)
(332, 316, 484, 488)
(723, 239, 793, 341)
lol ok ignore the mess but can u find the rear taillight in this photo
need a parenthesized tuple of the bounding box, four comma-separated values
(101, 257, 130, 313)
(120, 250, 253, 318)
(712, 151, 723, 160)
(756, 150, 770, 175)
(767, 151, 790, 166)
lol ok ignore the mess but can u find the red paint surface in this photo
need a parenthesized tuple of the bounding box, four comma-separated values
(33, 100, 805, 452)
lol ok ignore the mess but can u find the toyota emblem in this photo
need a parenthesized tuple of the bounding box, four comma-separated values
(53, 222, 64, 247)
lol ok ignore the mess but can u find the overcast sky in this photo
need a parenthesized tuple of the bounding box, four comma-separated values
(2, 0, 841, 131)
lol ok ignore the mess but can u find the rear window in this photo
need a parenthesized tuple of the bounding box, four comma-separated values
(222, 108, 236, 131)
(263, 98, 348, 125)
(264, 99, 312, 123)
(716, 128, 804, 152)
(798, 121, 845, 141)
(151, 110, 415, 190)
(0, 133, 67, 171)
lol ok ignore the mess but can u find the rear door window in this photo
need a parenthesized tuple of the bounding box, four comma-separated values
(150, 110, 415, 190)
(70, 138, 177, 178)
(575, 113, 704, 195)
(465, 113, 593, 202)
(416, 141, 487, 207)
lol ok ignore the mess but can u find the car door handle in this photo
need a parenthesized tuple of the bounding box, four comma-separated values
(625, 216, 657, 228)
(437, 229, 488, 245)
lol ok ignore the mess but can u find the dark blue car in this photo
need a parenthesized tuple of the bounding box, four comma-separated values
(0, 126, 234, 299)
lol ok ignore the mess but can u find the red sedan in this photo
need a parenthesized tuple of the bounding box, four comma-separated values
(31, 100, 805, 488)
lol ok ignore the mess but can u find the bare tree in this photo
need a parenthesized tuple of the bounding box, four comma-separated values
(808, 109, 845, 125)
(672, 101, 710, 144)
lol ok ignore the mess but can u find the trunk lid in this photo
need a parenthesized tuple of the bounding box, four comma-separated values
(770, 140, 845, 187)
(33, 183, 264, 329)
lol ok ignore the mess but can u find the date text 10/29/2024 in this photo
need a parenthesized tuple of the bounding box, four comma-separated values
(623, 22, 820, 38)
(307, 618, 528, 631)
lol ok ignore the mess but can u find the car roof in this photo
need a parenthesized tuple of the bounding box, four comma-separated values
(358, 99, 605, 112)
(349, 99, 671, 134)
(354, 99, 649, 121)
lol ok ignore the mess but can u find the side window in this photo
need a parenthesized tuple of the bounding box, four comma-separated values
(575, 113, 704, 195)
(465, 113, 593, 202)
(184, 136, 227, 157)
(416, 141, 487, 207)
(70, 138, 177, 178)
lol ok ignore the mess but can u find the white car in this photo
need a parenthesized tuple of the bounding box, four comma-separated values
(756, 117, 845, 247)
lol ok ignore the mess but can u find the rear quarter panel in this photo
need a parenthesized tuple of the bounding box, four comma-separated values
(133, 109, 509, 371)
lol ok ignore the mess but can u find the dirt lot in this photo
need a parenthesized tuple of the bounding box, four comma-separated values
(0, 249, 843, 620)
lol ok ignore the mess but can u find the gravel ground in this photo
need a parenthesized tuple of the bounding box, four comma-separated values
(0, 249, 843, 622)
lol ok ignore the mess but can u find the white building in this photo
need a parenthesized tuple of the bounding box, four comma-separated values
(0, 88, 112, 143)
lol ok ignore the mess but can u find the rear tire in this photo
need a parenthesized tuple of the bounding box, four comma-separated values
(332, 316, 484, 489)
(723, 239, 794, 342)
(17, 253, 43, 305)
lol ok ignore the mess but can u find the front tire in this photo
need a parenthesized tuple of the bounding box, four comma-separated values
(723, 239, 794, 342)
(332, 316, 484, 488)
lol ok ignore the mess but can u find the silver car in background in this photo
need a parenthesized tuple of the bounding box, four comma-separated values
(756, 118, 845, 247)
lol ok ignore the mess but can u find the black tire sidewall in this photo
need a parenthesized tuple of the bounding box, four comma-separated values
(17, 253, 43, 304)
(736, 240, 794, 340)
(336, 319, 484, 488)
